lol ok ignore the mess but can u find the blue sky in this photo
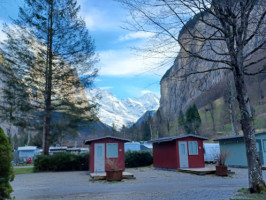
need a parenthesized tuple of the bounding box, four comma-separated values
(0, 0, 172, 99)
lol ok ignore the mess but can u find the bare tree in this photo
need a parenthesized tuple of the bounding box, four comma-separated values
(116, 0, 266, 192)
(224, 75, 239, 135)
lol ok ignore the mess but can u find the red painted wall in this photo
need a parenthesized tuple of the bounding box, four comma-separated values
(153, 140, 178, 169)
(89, 138, 126, 173)
(153, 136, 205, 169)
(89, 143, 94, 172)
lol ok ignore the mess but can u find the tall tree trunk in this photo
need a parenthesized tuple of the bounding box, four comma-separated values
(257, 75, 264, 104)
(43, 1, 53, 155)
(233, 65, 266, 193)
(229, 80, 238, 135)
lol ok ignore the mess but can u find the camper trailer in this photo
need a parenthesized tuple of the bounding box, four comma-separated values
(203, 143, 220, 163)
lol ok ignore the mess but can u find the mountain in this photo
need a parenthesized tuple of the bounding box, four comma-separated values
(135, 110, 157, 127)
(86, 89, 159, 129)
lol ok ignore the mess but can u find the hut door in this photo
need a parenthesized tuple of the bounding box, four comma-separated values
(179, 141, 189, 168)
(94, 143, 105, 173)
(256, 140, 264, 165)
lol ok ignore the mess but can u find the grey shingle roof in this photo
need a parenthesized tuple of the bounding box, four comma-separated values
(214, 132, 266, 141)
(149, 134, 208, 144)
(84, 136, 130, 144)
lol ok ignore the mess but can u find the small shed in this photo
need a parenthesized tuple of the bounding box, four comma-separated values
(214, 132, 266, 167)
(84, 136, 130, 173)
(150, 134, 208, 169)
(17, 146, 39, 163)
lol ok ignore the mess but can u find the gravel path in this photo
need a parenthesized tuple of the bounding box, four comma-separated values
(11, 167, 266, 200)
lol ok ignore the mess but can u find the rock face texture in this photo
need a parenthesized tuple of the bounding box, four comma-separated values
(159, 30, 226, 120)
(158, 12, 265, 122)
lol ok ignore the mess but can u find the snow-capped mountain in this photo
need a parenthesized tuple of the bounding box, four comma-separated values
(86, 89, 159, 130)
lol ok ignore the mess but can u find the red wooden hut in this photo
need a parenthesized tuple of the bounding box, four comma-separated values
(84, 136, 130, 173)
(150, 134, 208, 169)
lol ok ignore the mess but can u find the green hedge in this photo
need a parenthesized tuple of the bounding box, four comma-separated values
(125, 150, 153, 168)
(34, 153, 89, 172)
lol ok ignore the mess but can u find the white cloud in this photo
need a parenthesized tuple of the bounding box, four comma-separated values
(77, 0, 121, 31)
(141, 90, 153, 95)
(82, 9, 116, 31)
(119, 31, 155, 41)
(97, 49, 170, 76)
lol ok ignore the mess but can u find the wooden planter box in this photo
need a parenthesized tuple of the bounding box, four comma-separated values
(106, 169, 123, 181)
(216, 165, 228, 176)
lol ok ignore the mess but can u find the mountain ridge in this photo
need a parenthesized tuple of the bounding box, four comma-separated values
(86, 88, 159, 130)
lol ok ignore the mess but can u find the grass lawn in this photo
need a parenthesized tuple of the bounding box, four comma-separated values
(230, 188, 266, 200)
(14, 167, 34, 175)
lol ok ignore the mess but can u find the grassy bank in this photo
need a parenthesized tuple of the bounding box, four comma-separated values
(230, 188, 266, 200)
(14, 167, 34, 175)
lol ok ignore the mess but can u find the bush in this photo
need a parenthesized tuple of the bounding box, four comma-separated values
(0, 127, 14, 200)
(125, 150, 153, 168)
(34, 153, 89, 172)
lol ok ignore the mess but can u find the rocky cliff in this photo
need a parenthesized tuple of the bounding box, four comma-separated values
(159, 23, 227, 120)
(159, 13, 266, 123)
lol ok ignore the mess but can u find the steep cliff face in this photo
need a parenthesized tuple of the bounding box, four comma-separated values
(159, 13, 265, 122)
(0, 62, 21, 137)
(159, 20, 227, 120)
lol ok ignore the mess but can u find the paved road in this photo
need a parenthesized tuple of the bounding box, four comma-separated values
(11, 167, 266, 200)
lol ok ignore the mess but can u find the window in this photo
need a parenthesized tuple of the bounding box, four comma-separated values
(107, 143, 118, 158)
(188, 141, 198, 155)
(263, 139, 266, 152)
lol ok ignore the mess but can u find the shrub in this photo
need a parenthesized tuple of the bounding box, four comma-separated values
(125, 150, 153, 168)
(34, 153, 89, 172)
(0, 127, 14, 200)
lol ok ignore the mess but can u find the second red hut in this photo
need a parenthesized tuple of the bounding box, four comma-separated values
(150, 134, 208, 169)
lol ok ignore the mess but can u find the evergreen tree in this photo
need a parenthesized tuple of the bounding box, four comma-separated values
(1, 0, 98, 155)
(185, 105, 201, 134)
(0, 127, 14, 200)
(111, 123, 117, 136)
(140, 120, 150, 141)
(178, 110, 186, 132)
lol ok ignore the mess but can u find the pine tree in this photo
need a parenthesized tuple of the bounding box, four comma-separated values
(0, 127, 14, 200)
(185, 105, 201, 134)
(178, 110, 186, 132)
(1, 0, 98, 154)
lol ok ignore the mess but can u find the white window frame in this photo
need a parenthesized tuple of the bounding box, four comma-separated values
(106, 143, 118, 158)
(188, 141, 198, 155)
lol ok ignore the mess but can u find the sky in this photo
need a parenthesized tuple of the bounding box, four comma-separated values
(0, 0, 172, 99)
